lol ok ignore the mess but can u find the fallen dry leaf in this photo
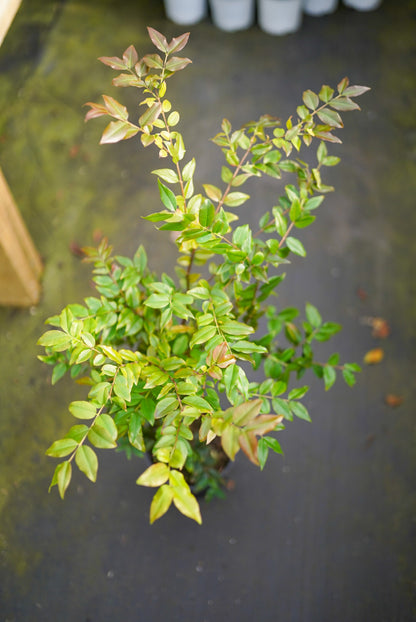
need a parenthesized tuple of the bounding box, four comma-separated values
(384, 394, 404, 408)
(371, 317, 390, 339)
(363, 348, 384, 365)
(357, 287, 368, 301)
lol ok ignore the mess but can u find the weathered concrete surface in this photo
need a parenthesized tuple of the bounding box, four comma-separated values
(0, 0, 415, 620)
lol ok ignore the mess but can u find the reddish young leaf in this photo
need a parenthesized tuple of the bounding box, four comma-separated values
(112, 73, 142, 88)
(122, 44, 138, 68)
(238, 431, 259, 466)
(165, 56, 192, 73)
(98, 55, 126, 70)
(84, 102, 108, 122)
(167, 32, 190, 55)
(342, 85, 371, 98)
(102, 95, 129, 120)
(147, 27, 169, 53)
(100, 120, 139, 144)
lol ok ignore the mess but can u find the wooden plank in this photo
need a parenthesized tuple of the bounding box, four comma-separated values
(0, 169, 42, 306)
(0, 0, 22, 46)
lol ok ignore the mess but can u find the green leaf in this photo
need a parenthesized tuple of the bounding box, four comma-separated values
(330, 97, 360, 111)
(75, 445, 98, 482)
(137, 462, 170, 487)
(317, 108, 343, 128)
(139, 101, 162, 127)
(46, 438, 78, 458)
(342, 369, 357, 387)
(264, 436, 283, 454)
(286, 237, 306, 257)
(167, 111, 180, 127)
(114, 374, 131, 401)
(323, 365, 337, 390)
(314, 322, 341, 341)
(88, 414, 118, 448)
(203, 184, 222, 203)
(190, 325, 217, 348)
(52, 362, 67, 385)
(272, 398, 292, 420)
(152, 168, 179, 184)
(302, 89, 319, 110)
(221, 424, 240, 461)
(172, 484, 202, 524)
(50, 461, 72, 499)
(289, 401, 311, 422)
(305, 302, 322, 328)
(155, 396, 179, 418)
(37, 330, 72, 351)
(224, 192, 250, 207)
(199, 200, 215, 227)
(141, 398, 156, 424)
(232, 341, 267, 354)
(157, 179, 177, 212)
(342, 85, 371, 97)
(319, 85, 335, 102)
(144, 293, 170, 308)
(69, 401, 97, 420)
(182, 158, 196, 182)
(183, 395, 213, 412)
(66, 424, 89, 442)
(288, 386, 309, 400)
(257, 437, 269, 470)
(221, 320, 254, 337)
(149, 485, 174, 523)
(327, 353, 340, 366)
(304, 195, 324, 211)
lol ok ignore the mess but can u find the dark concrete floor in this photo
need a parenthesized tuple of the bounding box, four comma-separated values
(0, 0, 415, 620)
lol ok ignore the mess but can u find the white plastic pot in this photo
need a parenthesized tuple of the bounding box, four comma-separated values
(258, 0, 302, 35)
(303, 0, 338, 16)
(209, 0, 255, 31)
(164, 0, 207, 25)
(343, 0, 381, 10)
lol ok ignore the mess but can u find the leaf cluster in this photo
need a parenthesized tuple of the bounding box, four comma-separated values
(38, 28, 367, 524)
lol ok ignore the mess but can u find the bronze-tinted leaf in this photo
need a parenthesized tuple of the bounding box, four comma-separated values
(165, 56, 192, 73)
(147, 27, 169, 53)
(100, 120, 139, 144)
(98, 55, 126, 70)
(167, 32, 190, 55)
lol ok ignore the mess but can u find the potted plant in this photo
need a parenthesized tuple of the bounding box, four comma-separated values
(343, 0, 381, 10)
(38, 27, 368, 524)
(209, 0, 255, 31)
(164, 0, 207, 25)
(257, 0, 303, 35)
(303, 0, 338, 16)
